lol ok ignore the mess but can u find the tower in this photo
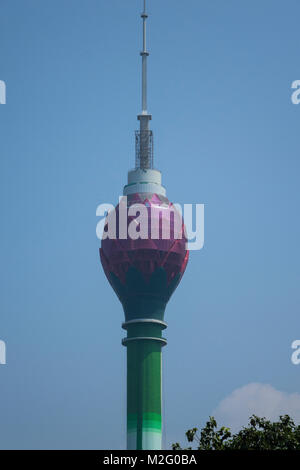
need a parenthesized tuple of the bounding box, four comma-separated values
(100, 1, 189, 450)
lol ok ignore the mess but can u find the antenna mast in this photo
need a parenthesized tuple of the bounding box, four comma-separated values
(136, 0, 153, 170)
(141, 0, 148, 113)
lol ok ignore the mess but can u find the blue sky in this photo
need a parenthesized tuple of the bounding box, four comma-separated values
(0, 0, 300, 449)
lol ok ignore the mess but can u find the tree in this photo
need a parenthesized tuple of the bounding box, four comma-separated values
(172, 415, 300, 450)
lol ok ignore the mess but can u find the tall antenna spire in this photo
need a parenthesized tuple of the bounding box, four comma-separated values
(141, 0, 148, 113)
(136, 0, 153, 170)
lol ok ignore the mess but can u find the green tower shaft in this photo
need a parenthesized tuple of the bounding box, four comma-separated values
(122, 319, 167, 449)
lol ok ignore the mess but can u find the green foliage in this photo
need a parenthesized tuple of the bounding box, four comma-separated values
(172, 415, 300, 450)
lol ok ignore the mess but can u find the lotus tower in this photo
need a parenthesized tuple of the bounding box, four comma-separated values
(100, 0, 189, 450)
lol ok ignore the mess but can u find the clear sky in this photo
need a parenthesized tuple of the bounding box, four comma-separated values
(0, 0, 300, 449)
